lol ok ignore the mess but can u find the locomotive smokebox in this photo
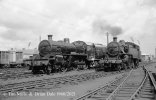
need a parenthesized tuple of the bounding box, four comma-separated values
(113, 37, 117, 42)
(64, 38, 70, 43)
(48, 35, 53, 41)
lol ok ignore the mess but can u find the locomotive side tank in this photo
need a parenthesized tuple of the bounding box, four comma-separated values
(125, 42, 141, 66)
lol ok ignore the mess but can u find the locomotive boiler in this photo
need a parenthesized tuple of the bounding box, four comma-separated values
(72, 41, 106, 68)
(31, 35, 106, 74)
(100, 37, 141, 71)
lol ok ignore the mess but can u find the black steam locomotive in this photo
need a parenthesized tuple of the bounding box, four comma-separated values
(98, 37, 141, 71)
(30, 35, 106, 74)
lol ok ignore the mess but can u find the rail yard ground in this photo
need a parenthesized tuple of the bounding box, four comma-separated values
(0, 68, 95, 85)
(1, 70, 126, 100)
(0, 62, 155, 100)
(145, 62, 156, 85)
(145, 62, 156, 74)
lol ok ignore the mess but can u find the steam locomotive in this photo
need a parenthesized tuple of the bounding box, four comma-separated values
(98, 37, 141, 71)
(31, 35, 106, 74)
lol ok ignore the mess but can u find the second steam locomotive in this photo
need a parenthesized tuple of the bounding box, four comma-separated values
(97, 37, 141, 71)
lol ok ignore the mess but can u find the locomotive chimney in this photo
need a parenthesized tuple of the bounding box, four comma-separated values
(113, 37, 117, 42)
(64, 38, 70, 43)
(48, 35, 53, 41)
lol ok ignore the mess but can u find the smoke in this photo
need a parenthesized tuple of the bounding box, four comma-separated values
(92, 19, 123, 36)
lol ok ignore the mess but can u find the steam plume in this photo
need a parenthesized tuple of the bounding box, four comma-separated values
(92, 19, 123, 36)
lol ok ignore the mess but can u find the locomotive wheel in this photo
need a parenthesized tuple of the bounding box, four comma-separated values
(104, 66, 108, 72)
(43, 67, 47, 74)
(32, 69, 37, 74)
(90, 61, 98, 68)
(117, 64, 121, 72)
(28, 65, 32, 70)
(127, 62, 131, 69)
(83, 65, 88, 70)
(122, 63, 127, 70)
(73, 66, 78, 71)
(135, 60, 139, 68)
(3, 65, 8, 68)
(61, 67, 67, 72)
(90, 62, 94, 68)
(94, 61, 99, 67)
(131, 62, 135, 69)
(46, 65, 51, 75)
(71, 63, 78, 71)
(61, 62, 69, 72)
(54, 65, 61, 73)
(32, 66, 39, 74)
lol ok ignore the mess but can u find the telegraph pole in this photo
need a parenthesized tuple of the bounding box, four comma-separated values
(155, 48, 156, 58)
(107, 32, 109, 45)
(39, 35, 41, 42)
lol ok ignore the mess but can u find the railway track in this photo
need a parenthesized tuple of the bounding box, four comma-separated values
(0, 62, 148, 81)
(75, 66, 156, 100)
(0, 70, 129, 98)
(0, 68, 91, 81)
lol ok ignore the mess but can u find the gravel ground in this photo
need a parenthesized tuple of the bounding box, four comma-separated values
(145, 62, 156, 73)
(0, 69, 95, 85)
(2, 72, 124, 100)
(0, 67, 29, 73)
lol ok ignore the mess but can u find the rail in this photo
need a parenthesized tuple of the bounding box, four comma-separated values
(75, 70, 131, 100)
(128, 67, 148, 100)
(146, 69, 156, 93)
(75, 85, 109, 100)
(105, 69, 133, 100)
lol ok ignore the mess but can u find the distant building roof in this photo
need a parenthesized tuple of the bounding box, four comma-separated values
(85, 42, 94, 46)
(22, 49, 38, 55)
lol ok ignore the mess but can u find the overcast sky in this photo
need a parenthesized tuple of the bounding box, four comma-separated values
(0, 0, 156, 55)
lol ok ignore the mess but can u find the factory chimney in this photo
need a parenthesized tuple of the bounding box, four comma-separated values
(64, 38, 70, 43)
(48, 35, 53, 41)
(113, 37, 117, 42)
